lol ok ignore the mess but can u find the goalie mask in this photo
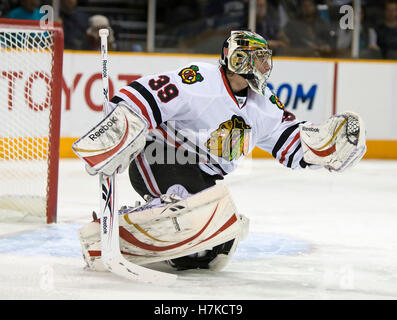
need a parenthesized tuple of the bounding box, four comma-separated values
(221, 30, 273, 96)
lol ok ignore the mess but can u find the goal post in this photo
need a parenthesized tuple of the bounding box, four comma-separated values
(0, 18, 64, 223)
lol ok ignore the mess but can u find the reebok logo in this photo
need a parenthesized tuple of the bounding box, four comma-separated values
(102, 216, 108, 234)
(89, 116, 118, 140)
(302, 127, 320, 133)
(102, 59, 108, 78)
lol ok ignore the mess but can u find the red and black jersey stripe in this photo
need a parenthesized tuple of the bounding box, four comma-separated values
(110, 95, 123, 104)
(287, 143, 302, 168)
(128, 81, 163, 126)
(271, 123, 301, 158)
(110, 81, 163, 129)
(272, 122, 307, 168)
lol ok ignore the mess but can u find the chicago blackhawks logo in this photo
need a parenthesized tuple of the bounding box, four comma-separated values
(178, 65, 204, 84)
(269, 93, 285, 110)
(206, 115, 251, 161)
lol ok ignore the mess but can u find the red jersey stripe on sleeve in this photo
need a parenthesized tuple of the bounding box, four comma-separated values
(119, 88, 153, 129)
(279, 132, 300, 164)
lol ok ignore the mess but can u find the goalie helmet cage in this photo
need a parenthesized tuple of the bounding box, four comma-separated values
(0, 19, 64, 223)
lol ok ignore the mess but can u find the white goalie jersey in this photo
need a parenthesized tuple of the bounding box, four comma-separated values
(108, 62, 306, 176)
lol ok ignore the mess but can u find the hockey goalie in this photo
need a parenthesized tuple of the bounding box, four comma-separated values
(74, 30, 366, 273)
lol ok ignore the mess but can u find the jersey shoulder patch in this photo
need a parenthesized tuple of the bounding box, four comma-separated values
(269, 91, 285, 110)
(178, 65, 204, 84)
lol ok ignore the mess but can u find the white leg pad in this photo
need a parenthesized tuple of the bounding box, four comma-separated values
(78, 184, 249, 271)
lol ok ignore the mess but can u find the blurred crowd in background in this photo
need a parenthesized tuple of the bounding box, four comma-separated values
(0, 0, 396, 59)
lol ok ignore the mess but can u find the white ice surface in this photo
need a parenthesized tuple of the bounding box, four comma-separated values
(0, 158, 396, 300)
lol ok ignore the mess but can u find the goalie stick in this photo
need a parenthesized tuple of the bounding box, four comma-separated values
(97, 29, 176, 285)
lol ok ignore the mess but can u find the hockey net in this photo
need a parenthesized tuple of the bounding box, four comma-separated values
(0, 19, 64, 223)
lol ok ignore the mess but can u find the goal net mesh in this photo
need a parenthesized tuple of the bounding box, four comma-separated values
(0, 26, 57, 221)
